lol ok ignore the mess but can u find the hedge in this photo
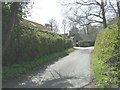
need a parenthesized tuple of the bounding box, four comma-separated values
(3, 26, 72, 66)
(78, 41, 94, 47)
(92, 23, 119, 87)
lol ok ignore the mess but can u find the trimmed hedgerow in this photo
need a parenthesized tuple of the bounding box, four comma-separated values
(3, 25, 72, 66)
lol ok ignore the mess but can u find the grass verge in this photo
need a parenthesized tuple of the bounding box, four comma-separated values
(2, 48, 74, 81)
(92, 54, 118, 88)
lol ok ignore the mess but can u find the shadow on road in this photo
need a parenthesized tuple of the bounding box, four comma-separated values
(2, 55, 68, 88)
(36, 76, 75, 88)
(3, 47, 95, 88)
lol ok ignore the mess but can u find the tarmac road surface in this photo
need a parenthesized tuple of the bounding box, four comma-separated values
(3, 47, 95, 88)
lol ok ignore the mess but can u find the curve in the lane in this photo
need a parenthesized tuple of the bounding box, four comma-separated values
(3, 47, 95, 88)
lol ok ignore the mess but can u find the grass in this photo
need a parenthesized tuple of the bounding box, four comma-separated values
(92, 23, 119, 88)
(2, 48, 74, 81)
(92, 54, 118, 88)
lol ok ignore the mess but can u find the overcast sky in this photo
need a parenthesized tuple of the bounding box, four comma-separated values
(26, 0, 65, 33)
(25, 0, 116, 33)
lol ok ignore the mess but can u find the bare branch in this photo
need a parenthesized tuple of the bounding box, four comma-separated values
(95, 0, 101, 6)
(89, 13, 103, 19)
(76, 0, 101, 6)
(87, 19, 103, 23)
(76, 1, 97, 5)
(109, 0, 118, 16)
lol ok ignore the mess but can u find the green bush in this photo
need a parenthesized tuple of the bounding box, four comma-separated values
(3, 26, 72, 66)
(92, 23, 119, 87)
(79, 41, 94, 47)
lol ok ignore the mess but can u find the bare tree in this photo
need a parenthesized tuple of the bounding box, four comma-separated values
(49, 18, 58, 33)
(76, 0, 107, 28)
(62, 19, 67, 35)
(109, 0, 120, 18)
(62, 0, 115, 28)
(49, 18, 54, 31)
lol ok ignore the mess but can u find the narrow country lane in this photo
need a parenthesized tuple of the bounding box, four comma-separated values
(3, 47, 95, 88)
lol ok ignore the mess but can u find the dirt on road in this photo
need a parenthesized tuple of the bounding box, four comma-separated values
(3, 47, 95, 88)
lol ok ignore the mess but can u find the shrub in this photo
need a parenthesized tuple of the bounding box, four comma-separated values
(92, 23, 119, 87)
(2, 26, 72, 66)
(79, 41, 94, 47)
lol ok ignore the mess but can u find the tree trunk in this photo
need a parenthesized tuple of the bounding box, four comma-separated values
(117, 1, 120, 17)
(101, 0, 107, 28)
(3, 3, 19, 53)
(50, 23, 53, 31)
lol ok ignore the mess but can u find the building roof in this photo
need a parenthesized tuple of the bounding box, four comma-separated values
(20, 19, 51, 32)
